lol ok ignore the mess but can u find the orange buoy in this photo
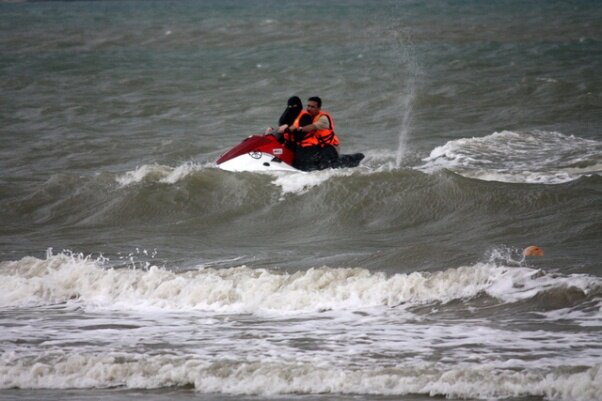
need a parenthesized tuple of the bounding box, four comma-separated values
(523, 245, 544, 257)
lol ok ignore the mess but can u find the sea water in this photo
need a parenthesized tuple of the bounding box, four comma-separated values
(1, 1, 601, 400)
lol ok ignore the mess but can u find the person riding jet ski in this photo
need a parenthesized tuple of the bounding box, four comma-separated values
(263, 96, 364, 171)
(276, 96, 361, 171)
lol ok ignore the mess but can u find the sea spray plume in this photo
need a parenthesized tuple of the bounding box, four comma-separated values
(391, 28, 418, 168)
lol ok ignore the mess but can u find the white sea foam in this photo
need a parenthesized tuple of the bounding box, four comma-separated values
(265, 149, 396, 197)
(269, 167, 359, 196)
(1, 250, 599, 314)
(1, 350, 600, 400)
(116, 162, 207, 186)
(264, 151, 408, 197)
(2, 252, 601, 399)
(115, 151, 393, 198)
(115, 160, 367, 198)
(418, 130, 602, 184)
(541, 304, 602, 327)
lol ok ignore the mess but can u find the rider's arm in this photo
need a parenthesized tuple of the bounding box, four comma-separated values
(297, 115, 329, 132)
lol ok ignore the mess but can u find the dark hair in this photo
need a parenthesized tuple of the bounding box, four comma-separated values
(308, 96, 322, 108)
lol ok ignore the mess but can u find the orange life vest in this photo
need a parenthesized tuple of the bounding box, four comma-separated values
(290, 110, 339, 148)
(291, 110, 311, 130)
(287, 110, 318, 147)
(312, 111, 339, 147)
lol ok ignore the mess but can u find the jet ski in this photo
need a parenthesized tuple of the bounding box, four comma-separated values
(216, 134, 364, 173)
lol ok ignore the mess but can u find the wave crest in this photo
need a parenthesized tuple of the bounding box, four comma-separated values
(1, 350, 600, 400)
(418, 130, 602, 184)
(1, 250, 599, 314)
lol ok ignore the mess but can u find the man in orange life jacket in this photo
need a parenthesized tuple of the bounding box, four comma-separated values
(285, 96, 340, 171)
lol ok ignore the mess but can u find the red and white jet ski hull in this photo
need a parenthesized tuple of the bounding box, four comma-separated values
(217, 151, 301, 172)
(216, 135, 301, 173)
(216, 133, 364, 173)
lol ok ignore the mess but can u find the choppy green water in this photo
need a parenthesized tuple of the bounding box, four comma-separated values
(1, 1, 601, 400)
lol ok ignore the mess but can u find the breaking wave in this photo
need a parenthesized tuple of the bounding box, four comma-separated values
(418, 130, 602, 184)
(115, 156, 380, 197)
(1, 351, 600, 400)
(116, 161, 209, 186)
(1, 250, 599, 314)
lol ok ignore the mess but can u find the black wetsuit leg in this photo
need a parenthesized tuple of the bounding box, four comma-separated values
(292, 146, 321, 171)
(293, 146, 339, 171)
(316, 146, 339, 170)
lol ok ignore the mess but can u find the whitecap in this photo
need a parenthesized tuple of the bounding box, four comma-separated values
(1, 350, 600, 401)
(116, 161, 208, 186)
(2, 250, 600, 315)
(417, 130, 602, 184)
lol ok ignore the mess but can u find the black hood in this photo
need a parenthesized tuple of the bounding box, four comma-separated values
(278, 96, 303, 126)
